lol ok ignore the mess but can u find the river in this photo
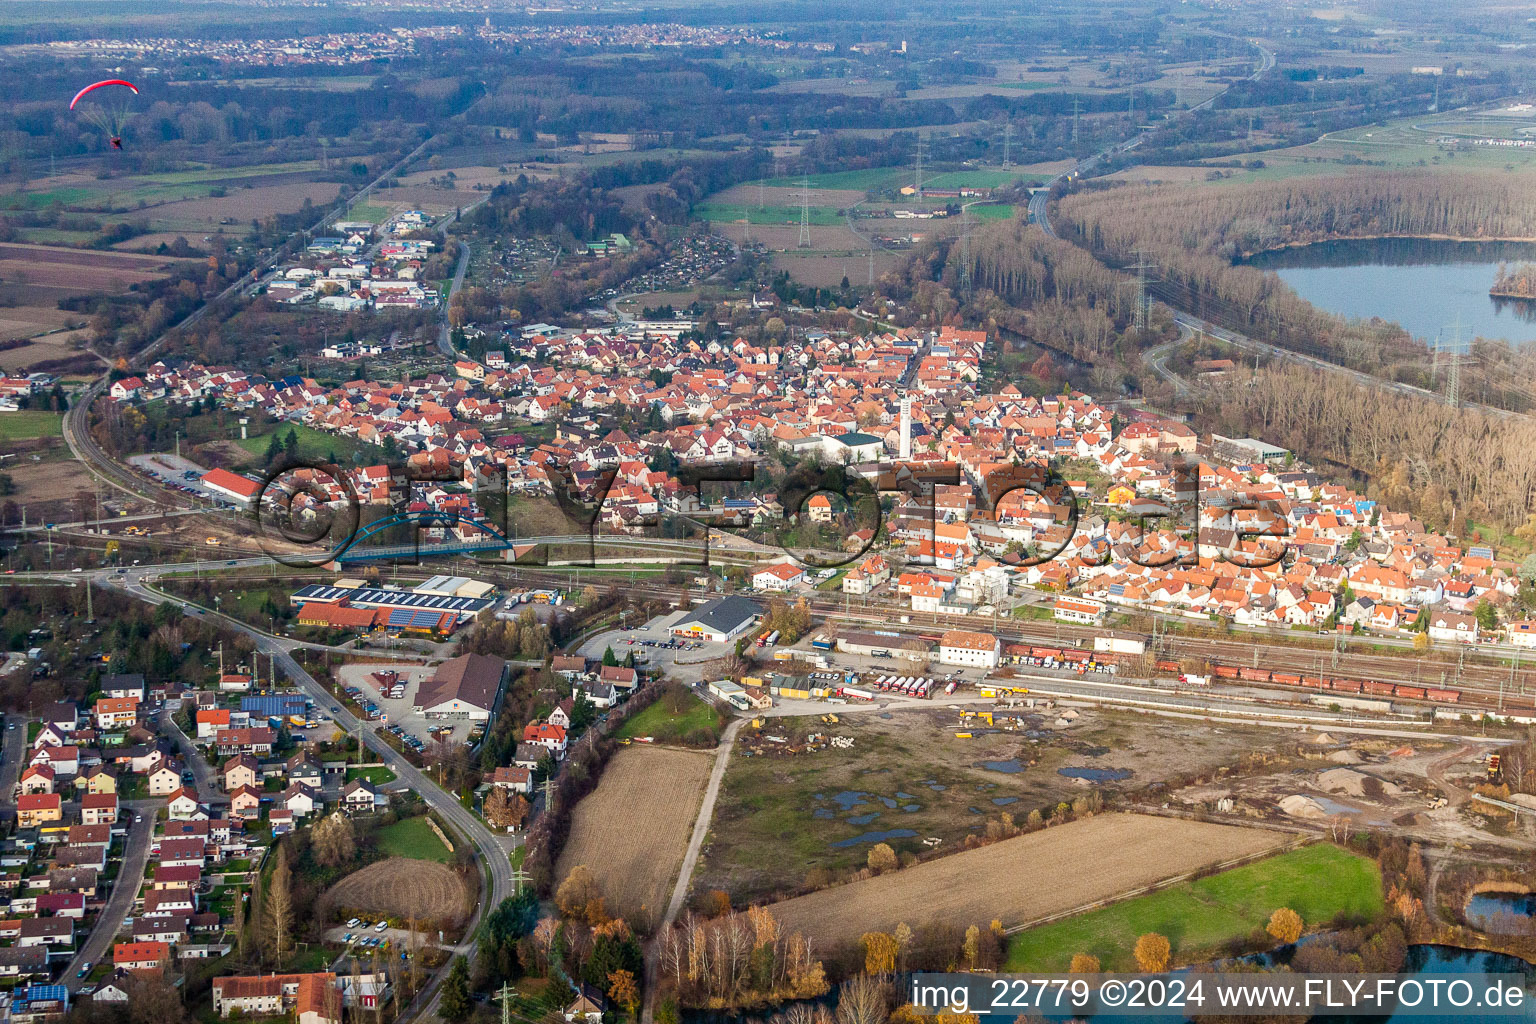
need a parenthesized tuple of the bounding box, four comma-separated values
(1243, 238, 1536, 348)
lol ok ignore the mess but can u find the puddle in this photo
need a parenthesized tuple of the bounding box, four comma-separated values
(812, 808, 833, 819)
(1057, 766, 1132, 782)
(879, 796, 899, 808)
(896, 792, 915, 800)
(979, 759, 1024, 774)
(847, 812, 881, 825)
(829, 791, 869, 810)
(1311, 796, 1355, 815)
(829, 828, 917, 849)
(992, 796, 1019, 805)
(901, 804, 921, 812)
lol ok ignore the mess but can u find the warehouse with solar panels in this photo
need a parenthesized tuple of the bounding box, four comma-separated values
(289, 581, 495, 636)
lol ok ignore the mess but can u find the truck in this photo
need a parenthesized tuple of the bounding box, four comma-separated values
(839, 687, 876, 701)
(810, 636, 835, 652)
(764, 630, 780, 647)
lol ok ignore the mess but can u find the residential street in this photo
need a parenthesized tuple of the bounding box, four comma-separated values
(62, 804, 157, 993)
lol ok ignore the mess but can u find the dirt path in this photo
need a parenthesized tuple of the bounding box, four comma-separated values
(642, 716, 745, 1024)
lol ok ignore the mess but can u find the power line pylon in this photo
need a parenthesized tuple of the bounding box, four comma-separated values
(1002, 122, 1013, 170)
(959, 204, 974, 303)
(1071, 96, 1081, 144)
(797, 176, 812, 249)
(1124, 250, 1155, 330)
(913, 135, 924, 198)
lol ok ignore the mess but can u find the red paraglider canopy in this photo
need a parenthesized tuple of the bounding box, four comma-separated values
(69, 79, 138, 111)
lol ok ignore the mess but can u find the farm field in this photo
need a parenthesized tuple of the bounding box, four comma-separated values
(138, 180, 343, 231)
(373, 816, 454, 864)
(0, 410, 64, 441)
(322, 856, 471, 925)
(766, 813, 1289, 950)
(614, 691, 720, 742)
(0, 243, 190, 291)
(696, 708, 1301, 903)
(1004, 843, 1383, 971)
(0, 331, 95, 373)
(555, 745, 712, 924)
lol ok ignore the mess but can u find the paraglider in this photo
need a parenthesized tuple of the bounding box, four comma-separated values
(69, 79, 139, 150)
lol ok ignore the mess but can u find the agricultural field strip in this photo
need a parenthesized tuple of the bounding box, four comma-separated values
(765, 813, 1288, 949)
(557, 746, 713, 918)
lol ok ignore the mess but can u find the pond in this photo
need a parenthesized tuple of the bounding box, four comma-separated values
(1243, 238, 1536, 347)
(1467, 892, 1536, 936)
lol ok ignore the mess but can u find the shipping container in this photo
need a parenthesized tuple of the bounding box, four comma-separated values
(1093, 635, 1147, 656)
(811, 637, 835, 651)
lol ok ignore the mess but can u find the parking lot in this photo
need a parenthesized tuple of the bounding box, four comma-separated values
(575, 610, 732, 683)
(333, 662, 479, 749)
(127, 453, 225, 501)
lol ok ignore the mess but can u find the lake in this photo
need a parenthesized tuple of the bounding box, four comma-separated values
(1244, 238, 1536, 348)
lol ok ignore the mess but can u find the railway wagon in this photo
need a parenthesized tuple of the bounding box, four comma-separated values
(1330, 678, 1363, 694)
(1238, 667, 1272, 682)
(1425, 687, 1461, 704)
(1393, 684, 1427, 700)
(1155, 659, 1181, 674)
(1214, 665, 1240, 679)
(1300, 675, 1327, 689)
(1272, 672, 1301, 686)
(1362, 680, 1396, 697)
(1032, 646, 1063, 659)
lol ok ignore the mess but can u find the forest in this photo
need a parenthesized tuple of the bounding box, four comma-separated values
(1053, 172, 1536, 407)
(1203, 364, 1536, 538)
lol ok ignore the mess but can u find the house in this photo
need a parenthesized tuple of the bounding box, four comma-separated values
(81, 792, 118, 826)
(522, 722, 567, 757)
(751, 562, 805, 591)
(147, 764, 183, 797)
(93, 697, 140, 731)
(564, 982, 607, 1024)
(223, 755, 260, 793)
(212, 972, 341, 1024)
(1428, 611, 1479, 643)
(1508, 620, 1536, 649)
(143, 888, 196, 918)
(157, 837, 206, 869)
(166, 788, 202, 820)
(114, 941, 170, 972)
(17, 918, 73, 948)
(101, 673, 146, 701)
(340, 781, 386, 814)
(286, 754, 323, 790)
(488, 766, 531, 794)
(18, 766, 54, 796)
(1053, 596, 1106, 624)
(937, 629, 1001, 669)
(598, 665, 636, 691)
(283, 783, 320, 818)
(413, 653, 506, 721)
(229, 786, 262, 818)
(92, 969, 135, 1003)
(16, 794, 61, 829)
(0, 946, 49, 980)
(30, 745, 78, 776)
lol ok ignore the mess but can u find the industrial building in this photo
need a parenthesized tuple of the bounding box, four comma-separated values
(289, 579, 495, 635)
(668, 596, 762, 643)
(833, 630, 931, 662)
(413, 653, 507, 720)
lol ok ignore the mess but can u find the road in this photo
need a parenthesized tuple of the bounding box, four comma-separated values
(159, 709, 228, 806)
(62, 805, 157, 993)
(436, 241, 472, 361)
(0, 716, 27, 810)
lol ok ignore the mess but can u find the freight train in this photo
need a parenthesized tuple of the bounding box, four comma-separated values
(1155, 659, 1460, 704)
